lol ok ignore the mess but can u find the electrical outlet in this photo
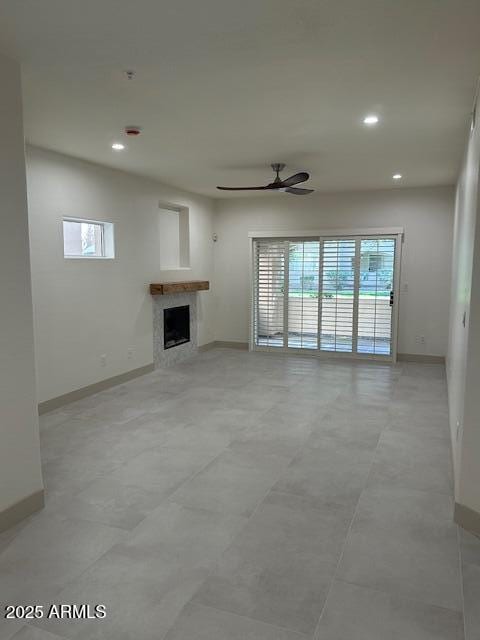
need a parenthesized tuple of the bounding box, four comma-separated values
(420, 335, 426, 344)
(127, 347, 134, 360)
(100, 354, 107, 367)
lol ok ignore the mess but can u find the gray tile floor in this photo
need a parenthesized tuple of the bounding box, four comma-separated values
(1, 348, 479, 639)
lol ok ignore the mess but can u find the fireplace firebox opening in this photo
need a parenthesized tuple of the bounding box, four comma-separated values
(164, 305, 190, 349)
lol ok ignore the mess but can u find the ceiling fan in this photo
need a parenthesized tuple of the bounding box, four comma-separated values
(217, 163, 314, 195)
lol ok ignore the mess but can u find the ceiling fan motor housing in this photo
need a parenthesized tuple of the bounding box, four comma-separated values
(125, 126, 142, 136)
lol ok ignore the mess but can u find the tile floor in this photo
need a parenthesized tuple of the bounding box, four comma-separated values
(1, 347, 479, 639)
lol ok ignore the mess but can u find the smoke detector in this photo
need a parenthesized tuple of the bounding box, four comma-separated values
(124, 126, 142, 137)
(124, 70, 136, 80)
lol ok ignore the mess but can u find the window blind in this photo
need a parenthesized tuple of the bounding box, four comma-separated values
(287, 240, 320, 349)
(254, 240, 286, 347)
(357, 237, 395, 355)
(320, 239, 356, 352)
(253, 235, 397, 358)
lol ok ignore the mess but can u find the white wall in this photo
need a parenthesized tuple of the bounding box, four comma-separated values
(213, 186, 454, 357)
(0, 56, 43, 514)
(447, 88, 480, 512)
(27, 146, 215, 403)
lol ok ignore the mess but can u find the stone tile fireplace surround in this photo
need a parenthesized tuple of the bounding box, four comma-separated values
(150, 282, 209, 368)
(152, 292, 198, 367)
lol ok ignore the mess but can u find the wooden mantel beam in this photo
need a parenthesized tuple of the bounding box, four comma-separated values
(149, 280, 210, 295)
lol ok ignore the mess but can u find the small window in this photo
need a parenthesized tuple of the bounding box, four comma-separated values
(63, 218, 114, 259)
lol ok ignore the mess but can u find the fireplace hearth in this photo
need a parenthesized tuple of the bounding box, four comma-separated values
(164, 305, 190, 349)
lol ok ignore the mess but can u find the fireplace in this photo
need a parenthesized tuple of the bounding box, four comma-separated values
(164, 305, 190, 349)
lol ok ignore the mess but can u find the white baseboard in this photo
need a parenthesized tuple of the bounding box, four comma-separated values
(0, 490, 45, 533)
(38, 363, 155, 414)
(455, 502, 480, 537)
(397, 353, 445, 364)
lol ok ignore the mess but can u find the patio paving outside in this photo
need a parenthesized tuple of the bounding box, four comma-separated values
(257, 295, 392, 355)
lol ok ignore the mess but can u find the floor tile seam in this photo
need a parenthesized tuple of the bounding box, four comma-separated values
(365, 428, 455, 499)
(24, 516, 167, 638)
(21, 622, 69, 639)
(300, 435, 381, 458)
(145, 500, 250, 525)
(48, 476, 179, 529)
(379, 422, 453, 440)
(384, 425, 452, 442)
(263, 488, 361, 517)
(266, 427, 318, 470)
(60, 511, 138, 534)
(363, 477, 454, 498)
(40, 469, 116, 513)
(159, 443, 233, 500)
(317, 369, 461, 625)
(39, 414, 77, 434)
(42, 468, 119, 507)
(360, 479, 457, 508)
(21, 547, 118, 635)
(58, 425, 222, 496)
(42, 424, 168, 466)
(363, 391, 454, 499)
(176, 469, 300, 591)
(44, 503, 132, 536)
(224, 444, 306, 475)
(45, 404, 288, 592)
(311, 402, 392, 638)
(332, 576, 465, 616)
(156, 469, 303, 639)
(167, 453, 290, 521)
(182, 599, 311, 639)
(36, 453, 236, 616)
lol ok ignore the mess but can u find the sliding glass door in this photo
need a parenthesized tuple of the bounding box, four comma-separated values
(357, 238, 395, 355)
(254, 240, 286, 348)
(288, 240, 320, 349)
(253, 234, 399, 359)
(320, 239, 356, 352)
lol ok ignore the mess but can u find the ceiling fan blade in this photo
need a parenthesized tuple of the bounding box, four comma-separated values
(285, 187, 314, 195)
(281, 172, 310, 187)
(216, 185, 270, 191)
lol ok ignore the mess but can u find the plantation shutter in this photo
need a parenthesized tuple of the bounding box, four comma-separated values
(357, 237, 395, 355)
(319, 239, 357, 352)
(254, 240, 286, 347)
(252, 233, 398, 359)
(287, 240, 320, 349)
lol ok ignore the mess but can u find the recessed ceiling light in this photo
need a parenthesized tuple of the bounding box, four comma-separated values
(111, 143, 125, 151)
(363, 115, 379, 125)
(392, 173, 402, 180)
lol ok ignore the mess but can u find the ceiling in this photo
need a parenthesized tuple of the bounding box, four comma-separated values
(1, 0, 479, 197)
